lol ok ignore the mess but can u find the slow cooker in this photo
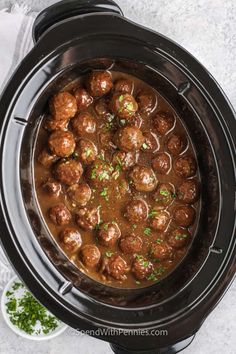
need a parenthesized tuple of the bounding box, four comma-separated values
(0, 1, 235, 353)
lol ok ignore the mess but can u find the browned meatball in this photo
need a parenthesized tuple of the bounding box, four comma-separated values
(80, 244, 101, 268)
(38, 149, 58, 167)
(136, 90, 157, 115)
(168, 228, 191, 249)
(177, 179, 200, 204)
(125, 199, 148, 223)
(115, 126, 145, 152)
(114, 79, 133, 94)
(74, 88, 93, 111)
(150, 242, 173, 261)
(54, 159, 83, 185)
(153, 183, 175, 206)
(173, 205, 196, 227)
(71, 112, 96, 136)
(174, 155, 197, 178)
(119, 235, 143, 254)
(103, 255, 129, 280)
(60, 228, 82, 253)
(166, 134, 187, 156)
(129, 165, 157, 192)
(42, 180, 62, 197)
(87, 159, 113, 188)
(152, 152, 171, 174)
(49, 203, 72, 225)
(76, 207, 100, 230)
(75, 139, 97, 164)
(110, 93, 138, 120)
(87, 71, 113, 97)
(44, 117, 69, 131)
(97, 222, 121, 247)
(67, 183, 91, 207)
(141, 131, 159, 153)
(112, 150, 137, 171)
(94, 98, 110, 117)
(48, 131, 75, 157)
(132, 256, 154, 280)
(149, 208, 170, 231)
(153, 111, 175, 135)
(49, 92, 77, 120)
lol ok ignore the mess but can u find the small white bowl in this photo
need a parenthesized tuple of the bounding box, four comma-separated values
(1, 275, 67, 341)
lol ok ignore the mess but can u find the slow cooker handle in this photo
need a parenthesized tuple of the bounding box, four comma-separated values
(32, 0, 123, 43)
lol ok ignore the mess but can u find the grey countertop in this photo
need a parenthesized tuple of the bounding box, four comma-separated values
(0, 1, 235, 353)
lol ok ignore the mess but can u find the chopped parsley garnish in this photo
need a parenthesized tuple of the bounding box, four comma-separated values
(160, 189, 170, 197)
(142, 142, 148, 150)
(147, 267, 165, 281)
(125, 102, 134, 111)
(132, 224, 137, 230)
(172, 193, 177, 199)
(71, 151, 78, 160)
(98, 170, 110, 181)
(156, 238, 162, 244)
(84, 147, 92, 158)
(148, 209, 158, 218)
(135, 254, 151, 268)
(175, 233, 189, 240)
(144, 227, 152, 236)
(105, 251, 113, 258)
(103, 223, 109, 231)
(118, 95, 124, 102)
(95, 220, 103, 230)
(120, 119, 126, 126)
(100, 187, 109, 201)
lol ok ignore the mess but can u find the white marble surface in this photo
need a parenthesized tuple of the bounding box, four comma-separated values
(0, 0, 235, 353)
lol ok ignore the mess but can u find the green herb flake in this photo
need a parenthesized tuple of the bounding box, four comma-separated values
(175, 233, 189, 240)
(71, 152, 78, 160)
(147, 267, 165, 282)
(132, 224, 137, 230)
(84, 147, 92, 158)
(172, 193, 177, 199)
(120, 119, 126, 126)
(144, 227, 152, 236)
(105, 251, 113, 258)
(156, 238, 162, 244)
(118, 95, 124, 103)
(142, 142, 148, 150)
(100, 187, 109, 201)
(160, 189, 169, 197)
(148, 209, 158, 218)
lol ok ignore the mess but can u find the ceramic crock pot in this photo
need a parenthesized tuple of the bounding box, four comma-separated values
(0, 1, 235, 353)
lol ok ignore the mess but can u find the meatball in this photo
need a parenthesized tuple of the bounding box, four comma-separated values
(177, 179, 200, 204)
(49, 203, 72, 225)
(87, 159, 113, 188)
(132, 256, 154, 280)
(125, 199, 148, 223)
(75, 139, 97, 164)
(55, 159, 83, 185)
(153, 183, 175, 206)
(141, 131, 159, 153)
(42, 180, 62, 197)
(168, 228, 191, 249)
(97, 222, 121, 247)
(67, 183, 91, 207)
(80, 244, 101, 268)
(110, 93, 138, 120)
(60, 228, 82, 253)
(38, 149, 58, 167)
(152, 152, 171, 174)
(49, 92, 77, 121)
(149, 209, 170, 231)
(76, 207, 100, 230)
(150, 242, 173, 261)
(48, 130, 75, 157)
(44, 117, 69, 131)
(94, 98, 110, 117)
(174, 155, 197, 178)
(115, 126, 145, 152)
(103, 255, 129, 280)
(71, 112, 96, 136)
(173, 205, 196, 227)
(129, 165, 157, 192)
(87, 71, 113, 97)
(166, 134, 187, 156)
(112, 150, 137, 171)
(153, 111, 175, 135)
(114, 79, 133, 94)
(136, 90, 157, 115)
(74, 88, 93, 111)
(119, 235, 143, 254)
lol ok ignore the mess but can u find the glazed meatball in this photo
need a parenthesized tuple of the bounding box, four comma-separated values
(132, 256, 154, 280)
(173, 205, 196, 227)
(103, 255, 129, 280)
(177, 179, 200, 204)
(125, 199, 148, 223)
(48, 130, 75, 157)
(150, 242, 173, 261)
(44, 117, 69, 131)
(42, 180, 62, 197)
(136, 90, 157, 115)
(49, 203, 72, 225)
(60, 228, 82, 253)
(115, 126, 145, 152)
(87, 159, 113, 188)
(110, 93, 138, 120)
(74, 88, 93, 111)
(71, 112, 96, 136)
(168, 228, 191, 249)
(166, 134, 187, 156)
(141, 131, 159, 153)
(174, 155, 197, 178)
(112, 150, 137, 171)
(75, 139, 97, 164)
(49, 92, 77, 121)
(149, 208, 170, 231)
(94, 98, 110, 117)
(76, 207, 100, 230)
(67, 183, 91, 207)
(80, 244, 101, 268)
(153, 183, 175, 206)
(119, 235, 143, 254)
(55, 159, 83, 185)
(87, 71, 113, 97)
(153, 111, 175, 135)
(38, 149, 58, 167)
(152, 152, 171, 174)
(97, 222, 121, 247)
(129, 165, 157, 192)
(114, 79, 133, 94)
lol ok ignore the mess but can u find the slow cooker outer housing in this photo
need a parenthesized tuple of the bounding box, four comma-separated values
(0, 2, 236, 353)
